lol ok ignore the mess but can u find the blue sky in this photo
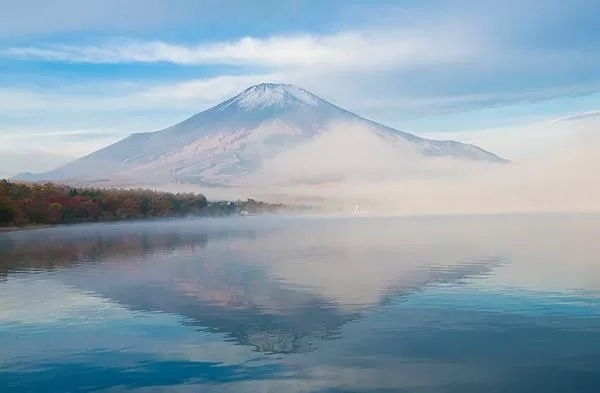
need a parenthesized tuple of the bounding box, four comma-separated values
(1, 0, 600, 176)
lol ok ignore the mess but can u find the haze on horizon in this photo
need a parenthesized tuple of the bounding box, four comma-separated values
(0, 0, 599, 215)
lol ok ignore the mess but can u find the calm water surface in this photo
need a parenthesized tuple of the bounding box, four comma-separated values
(1, 215, 599, 392)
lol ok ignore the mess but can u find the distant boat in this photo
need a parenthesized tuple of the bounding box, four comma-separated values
(353, 204, 360, 214)
(240, 211, 249, 216)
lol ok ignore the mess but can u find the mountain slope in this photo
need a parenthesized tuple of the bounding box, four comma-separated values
(24, 83, 507, 185)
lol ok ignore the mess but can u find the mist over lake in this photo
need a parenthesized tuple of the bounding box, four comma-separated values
(1, 214, 599, 392)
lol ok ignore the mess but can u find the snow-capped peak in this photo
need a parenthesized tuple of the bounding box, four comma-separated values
(24, 82, 507, 185)
(224, 83, 321, 111)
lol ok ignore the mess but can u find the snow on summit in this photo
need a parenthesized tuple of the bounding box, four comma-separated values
(235, 83, 321, 110)
(23, 83, 508, 186)
(216, 83, 321, 111)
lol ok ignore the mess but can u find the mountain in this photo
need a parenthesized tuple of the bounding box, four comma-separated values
(21, 83, 507, 186)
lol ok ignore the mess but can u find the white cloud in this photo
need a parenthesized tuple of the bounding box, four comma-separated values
(4, 27, 479, 71)
(421, 113, 600, 160)
(256, 121, 427, 183)
(0, 125, 132, 177)
(0, 149, 70, 177)
(234, 116, 600, 215)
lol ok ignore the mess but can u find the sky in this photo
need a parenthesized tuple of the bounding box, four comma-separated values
(1, 0, 600, 177)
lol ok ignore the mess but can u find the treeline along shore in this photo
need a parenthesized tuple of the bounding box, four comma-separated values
(0, 179, 301, 228)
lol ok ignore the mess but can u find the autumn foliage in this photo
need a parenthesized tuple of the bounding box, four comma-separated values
(0, 179, 209, 227)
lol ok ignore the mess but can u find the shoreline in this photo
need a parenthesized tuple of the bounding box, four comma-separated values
(0, 225, 53, 233)
(0, 214, 263, 233)
(2, 210, 598, 234)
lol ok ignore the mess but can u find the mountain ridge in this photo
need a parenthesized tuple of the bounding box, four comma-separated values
(18, 83, 508, 185)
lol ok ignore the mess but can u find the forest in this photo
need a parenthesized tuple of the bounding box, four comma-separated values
(0, 179, 290, 227)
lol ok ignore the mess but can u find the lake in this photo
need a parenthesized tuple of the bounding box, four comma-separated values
(1, 214, 599, 392)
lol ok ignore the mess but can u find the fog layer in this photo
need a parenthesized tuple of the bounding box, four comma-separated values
(237, 118, 600, 214)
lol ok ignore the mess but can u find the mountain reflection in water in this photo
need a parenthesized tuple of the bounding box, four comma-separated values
(1, 215, 600, 392)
